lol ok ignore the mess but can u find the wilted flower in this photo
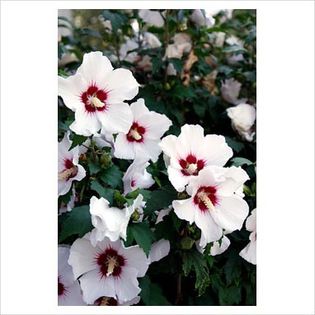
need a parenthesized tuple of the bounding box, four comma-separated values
(58, 246, 85, 305)
(160, 124, 233, 192)
(123, 159, 155, 195)
(172, 166, 249, 244)
(227, 103, 256, 141)
(220, 78, 242, 104)
(143, 32, 162, 48)
(190, 9, 215, 27)
(68, 234, 150, 304)
(165, 33, 192, 59)
(89, 195, 144, 246)
(139, 9, 164, 27)
(114, 98, 172, 162)
(239, 208, 256, 264)
(58, 51, 139, 136)
(58, 132, 86, 196)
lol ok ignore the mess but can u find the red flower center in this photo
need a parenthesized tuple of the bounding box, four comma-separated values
(58, 277, 67, 296)
(179, 154, 205, 176)
(126, 122, 146, 143)
(193, 186, 218, 212)
(95, 296, 118, 306)
(59, 159, 78, 181)
(96, 247, 125, 278)
(81, 85, 108, 113)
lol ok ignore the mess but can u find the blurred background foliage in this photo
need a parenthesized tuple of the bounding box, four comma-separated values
(58, 9, 256, 306)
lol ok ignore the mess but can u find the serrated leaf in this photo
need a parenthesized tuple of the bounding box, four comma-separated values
(69, 134, 88, 150)
(139, 276, 171, 305)
(129, 222, 155, 256)
(99, 164, 123, 189)
(90, 180, 115, 204)
(59, 206, 92, 242)
(182, 250, 211, 296)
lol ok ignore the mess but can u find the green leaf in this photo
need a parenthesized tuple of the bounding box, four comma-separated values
(182, 249, 211, 296)
(69, 134, 88, 150)
(169, 58, 183, 72)
(218, 285, 242, 305)
(90, 180, 115, 204)
(59, 206, 92, 242)
(102, 10, 127, 32)
(231, 157, 253, 167)
(225, 136, 245, 153)
(99, 164, 123, 189)
(144, 187, 177, 214)
(129, 222, 155, 256)
(88, 161, 101, 175)
(139, 276, 171, 305)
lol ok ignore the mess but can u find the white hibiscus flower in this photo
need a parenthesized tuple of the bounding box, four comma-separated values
(172, 166, 249, 245)
(89, 194, 144, 246)
(240, 208, 256, 265)
(138, 9, 164, 27)
(123, 159, 155, 195)
(227, 103, 256, 141)
(148, 239, 170, 263)
(58, 246, 85, 305)
(68, 233, 150, 304)
(159, 124, 233, 192)
(58, 51, 139, 136)
(190, 9, 215, 27)
(58, 132, 86, 196)
(114, 98, 172, 162)
(197, 235, 231, 256)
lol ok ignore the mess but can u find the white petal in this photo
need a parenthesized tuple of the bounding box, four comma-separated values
(97, 102, 133, 134)
(130, 98, 150, 120)
(58, 74, 87, 111)
(68, 235, 99, 279)
(114, 267, 141, 302)
(114, 133, 135, 160)
(80, 269, 116, 304)
(137, 139, 162, 162)
(239, 239, 256, 265)
(76, 51, 113, 87)
(141, 112, 172, 140)
(195, 209, 223, 243)
(211, 196, 249, 233)
(245, 208, 256, 232)
(159, 135, 180, 158)
(155, 208, 171, 224)
(70, 107, 101, 136)
(172, 198, 195, 224)
(167, 165, 189, 192)
(199, 134, 233, 166)
(149, 239, 170, 263)
(119, 295, 141, 305)
(122, 245, 150, 277)
(58, 281, 86, 306)
(58, 180, 72, 196)
(210, 235, 231, 256)
(106, 68, 139, 103)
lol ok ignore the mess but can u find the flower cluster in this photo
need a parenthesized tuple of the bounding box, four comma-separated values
(58, 9, 256, 306)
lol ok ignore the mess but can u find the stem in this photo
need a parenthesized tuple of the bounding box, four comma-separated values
(175, 273, 182, 305)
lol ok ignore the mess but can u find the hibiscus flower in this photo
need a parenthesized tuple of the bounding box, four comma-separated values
(159, 124, 233, 192)
(114, 98, 172, 162)
(58, 132, 86, 196)
(172, 166, 249, 244)
(58, 51, 139, 136)
(68, 234, 149, 304)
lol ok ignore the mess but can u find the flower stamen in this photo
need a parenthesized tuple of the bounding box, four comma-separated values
(197, 191, 215, 211)
(106, 256, 119, 276)
(129, 129, 142, 141)
(90, 96, 105, 108)
(58, 166, 78, 181)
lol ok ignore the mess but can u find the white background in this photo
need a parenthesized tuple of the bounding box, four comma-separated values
(1, 1, 314, 314)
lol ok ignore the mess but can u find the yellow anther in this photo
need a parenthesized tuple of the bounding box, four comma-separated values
(129, 129, 142, 140)
(186, 163, 197, 174)
(197, 191, 215, 211)
(106, 256, 118, 277)
(99, 297, 110, 306)
(58, 166, 77, 181)
(90, 96, 104, 108)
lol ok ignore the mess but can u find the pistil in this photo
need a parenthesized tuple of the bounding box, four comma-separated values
(129, 129, 142, 141)
(90, 96, 105, 108)
(197, 191, 215, 211)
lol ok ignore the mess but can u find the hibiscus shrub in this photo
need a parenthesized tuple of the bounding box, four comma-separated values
(58, 9, 256, 306)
